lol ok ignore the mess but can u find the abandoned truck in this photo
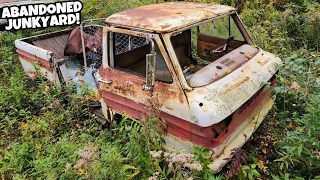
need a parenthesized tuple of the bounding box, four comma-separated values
(15, 2, 282, 172)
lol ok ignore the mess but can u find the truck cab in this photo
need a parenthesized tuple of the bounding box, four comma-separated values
(15, 2, 282, 172)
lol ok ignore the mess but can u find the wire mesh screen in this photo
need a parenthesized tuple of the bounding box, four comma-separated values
(114, 33, 149, 55)
(80, 19, 106, 69)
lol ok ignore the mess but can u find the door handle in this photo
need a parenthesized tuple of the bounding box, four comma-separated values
(97, 78, 113, 84)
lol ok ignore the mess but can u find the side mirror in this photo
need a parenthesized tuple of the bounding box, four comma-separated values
(143, 52, 156, 90)
(143, 39, 156, 91)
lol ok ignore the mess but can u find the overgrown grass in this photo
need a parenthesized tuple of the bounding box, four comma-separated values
(0, 0, 319, 179)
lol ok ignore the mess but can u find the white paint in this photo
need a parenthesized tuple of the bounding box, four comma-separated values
(163, 96, 275, 173)
(15, 40, 53, 60)
(186, 49, 281, 127)
(19, 57, 56, 81)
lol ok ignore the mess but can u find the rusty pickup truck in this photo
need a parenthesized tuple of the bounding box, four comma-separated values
(15, 2, 282, 172)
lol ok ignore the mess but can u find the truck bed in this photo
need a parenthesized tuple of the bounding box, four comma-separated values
(15, 29, 86, 84)
(32, 34, 69, 60)
(18, 29, 72, 60)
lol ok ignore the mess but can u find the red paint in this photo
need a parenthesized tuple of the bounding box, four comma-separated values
(16, 49, 53, 71)
(101, 91, 148, 120)
(101, 76, 276, 149)
(210, 78, 276, 147)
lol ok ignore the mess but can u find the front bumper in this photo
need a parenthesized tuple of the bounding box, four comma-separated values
(163, 95, 275, 173)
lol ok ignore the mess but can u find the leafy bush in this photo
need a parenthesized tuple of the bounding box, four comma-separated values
(271, 51, 320, 178)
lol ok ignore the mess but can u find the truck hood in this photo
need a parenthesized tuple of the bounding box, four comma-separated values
(185, 48, 282, 127)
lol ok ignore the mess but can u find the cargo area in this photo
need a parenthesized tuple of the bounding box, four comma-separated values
(15, 27, 104, 90)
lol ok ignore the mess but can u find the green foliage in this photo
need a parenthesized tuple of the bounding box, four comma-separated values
(239, 164, 261, 180)
(272, 51, 320, 177)
(192, 146, 215, 179)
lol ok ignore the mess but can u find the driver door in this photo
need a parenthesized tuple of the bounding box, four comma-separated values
(97, 27, 190, 123)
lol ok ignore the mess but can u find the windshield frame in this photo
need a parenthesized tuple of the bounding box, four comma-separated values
(162, 12, 254, 90)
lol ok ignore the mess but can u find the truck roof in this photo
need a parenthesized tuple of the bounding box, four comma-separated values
(105, 2, 236, 33)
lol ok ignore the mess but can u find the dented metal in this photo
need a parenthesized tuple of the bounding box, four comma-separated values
(106, 2, 235, 33)
(186, 48, 281, 127)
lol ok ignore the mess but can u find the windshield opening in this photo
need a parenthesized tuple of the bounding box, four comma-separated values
(170, 13, 258, 87)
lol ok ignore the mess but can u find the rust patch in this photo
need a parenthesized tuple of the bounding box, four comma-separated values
(113, 85, 134, 96)
(198, 89, 207, 94)
(106, 2, 235, 32)
(202, 106, 208, 113)
(99, 67, 186, 109)
(257, 57, 268, 66)
(225, 76, 250, 93)
(99, 69, 146, 100)
(165, 106, 174, 111)
(25, 70, 37, 78)
(154, 81, 185, 104)
(17, 49, 53, 71)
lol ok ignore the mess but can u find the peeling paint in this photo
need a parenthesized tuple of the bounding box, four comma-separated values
(106, 2, 235, 33)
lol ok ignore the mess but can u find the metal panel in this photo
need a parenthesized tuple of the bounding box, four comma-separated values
(16, 49, 52, 70)
(188, 44, 259, 87)
(100, 74, 276, 149)
(186, 50, 281, 127)
(164, 95, 275, 173)
(15, 40, 53, 61)
(209, 96, 274, 172)
(18, 57, 56, 81)
(32, 34, 69, 60)
(106, 2, 235, 33)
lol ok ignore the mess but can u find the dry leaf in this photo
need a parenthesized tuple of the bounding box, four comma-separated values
(53, 100, 60, 105)
(78, 168, 85, 175)
(288, 122, 295, 130)
(20, 122, 28, 129)
(290, 81, 301, 90)
(204, 9, 211, 18)
(262, 147, 267, 154)
(257, 160, 265, 170)
(244, 52, 252, 58)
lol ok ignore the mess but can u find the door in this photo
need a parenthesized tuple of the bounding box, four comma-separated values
(97, 27, 190, 123)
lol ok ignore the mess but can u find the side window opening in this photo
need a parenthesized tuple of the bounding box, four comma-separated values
(111, 32, 173, 83)
(170, 29, 197, 70)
